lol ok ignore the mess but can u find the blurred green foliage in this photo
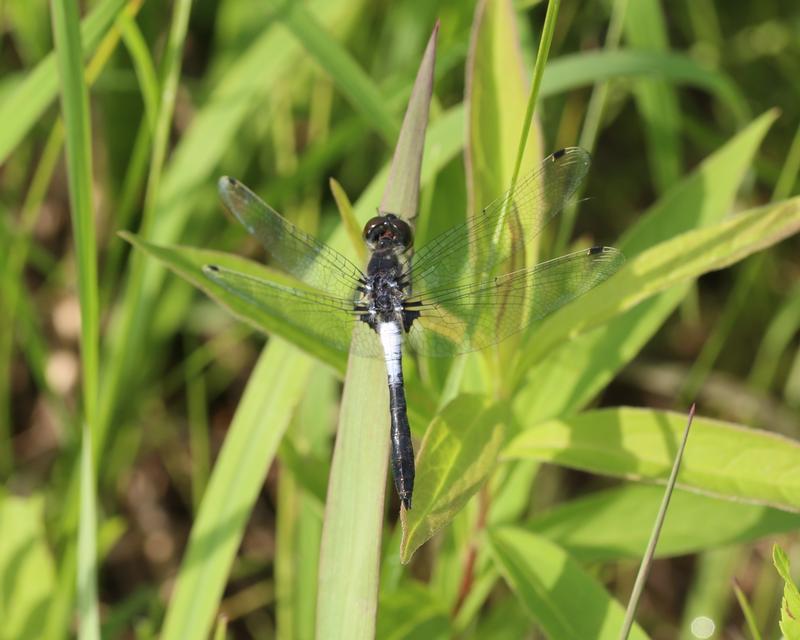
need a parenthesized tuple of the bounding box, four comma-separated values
(2, 0, 800, 638)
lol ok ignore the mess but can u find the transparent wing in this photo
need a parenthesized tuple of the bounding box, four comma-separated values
(203, 265, 384, 358)
(218, 177, 365, 298)
(409, 147, 590, 297)
(406, 247, 624, 357)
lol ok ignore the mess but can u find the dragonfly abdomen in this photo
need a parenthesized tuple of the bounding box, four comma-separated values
(378, 321, 415, 509)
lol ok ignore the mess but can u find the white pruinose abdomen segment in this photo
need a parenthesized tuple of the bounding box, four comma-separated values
(378, 321, 403, 383)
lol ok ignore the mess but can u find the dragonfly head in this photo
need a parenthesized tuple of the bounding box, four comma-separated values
(363, 213, 413, 252)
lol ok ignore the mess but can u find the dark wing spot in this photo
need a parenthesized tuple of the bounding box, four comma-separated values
(552, 148, 567, 160)
(205, 264, 220, 272)
(588, 246, 603, 255)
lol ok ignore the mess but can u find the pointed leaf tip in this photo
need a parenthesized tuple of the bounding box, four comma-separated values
(379, 23, 438, 220)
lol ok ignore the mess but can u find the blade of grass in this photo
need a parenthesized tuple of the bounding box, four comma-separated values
(315, 23, 438, 640)
(50, 0, 101, 635)
(0, 0, 126, 164)
(96, 0, 192, 456)
(160, 340, 313, 640)
(271, 0, 399, 144)
(540, 50, 749, 125)
(619, 405, 695, 640)
(77, 424, 100, 640)
(554, 0, 628, 255)
(623, 0, 682, 193)
(509, 0, 559, 188)
(733, 580, 763, 640)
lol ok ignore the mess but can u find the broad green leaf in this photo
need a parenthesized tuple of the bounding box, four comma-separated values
(0, 493, 57, 640)
(518, 194, 800, 372)
(120, 233, 347, 373)
(487, 527, 650, 640)
(504, 407, 800, 512)
(773, 545, 800, 640)
(466, 0, 541, 222)
(400, 395, 506, 563)
(624, 0, 682, 192)
(273, 0, 399, 144)
(315, 24, 438, 640)
(514, 110, 777, 419)
(528, 484, 800, 563)
(376, 581, 450, 640)
(161, 340, 313, 640)
(0, 0, 126, 164)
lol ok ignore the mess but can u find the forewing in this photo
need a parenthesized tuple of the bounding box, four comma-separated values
(406, 247, 624, 356)
(218, 177, 365, 298)
(203, 265, 383, 358)
(410, 147, 590, 297)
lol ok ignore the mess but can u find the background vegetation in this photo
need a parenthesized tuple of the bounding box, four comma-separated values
(2, 0, 800, 638)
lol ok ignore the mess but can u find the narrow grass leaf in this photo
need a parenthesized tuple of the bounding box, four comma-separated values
(619, 405, 694, 640)
(315, 23, 437, 640)
(161, 340, 313, 640)
(623, 0, 682, 192)
(117, 12, 159, 133)
(487, 527, 650, 640)
(504, 407, 800, 512)
(273, 0, 399, 144)
(466, 0, 540, 222)
(0, 0, 126, 163)
(329, 178, 366, 263)
(733, 581, 763, 640)
(774, 545, 800, 640)
(77, 424, 100, 640)
(0, 493, 57, 639)
(51, 1, 101, 635)
(541, 50, 749, 125)
(527, 484, 800, 563)
(520, 194, 800, 370)
(380, 23, 438, 221)
(400, 395, 506, 563)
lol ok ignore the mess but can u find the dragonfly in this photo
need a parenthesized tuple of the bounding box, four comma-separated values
(204, 147, 624, 510)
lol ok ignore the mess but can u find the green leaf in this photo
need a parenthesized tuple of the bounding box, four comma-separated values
(314, 24, 438, 640)
(273, 0, 399, 144)
(400, 395, 506, 563)
(487, 527, 650, 640)
(528, 484, 800, 562)
(380, 22, 438, 221)
(51, 1, 101, 636)
(466, 0, 541, 221)
(376, 581, 450, 640)
(504, 407, 800, 512)
(0, 493, 57, 640)
(624, 0, 682, 191)
(160, 340, 314, 640)
(0, 0, 126, 164)
(514, 110, 777, 419)
(119, 232, 347, 373)
(518, 193, 800, 373)
(773, 545, 800, 640)
(540, 50, 749, 125)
